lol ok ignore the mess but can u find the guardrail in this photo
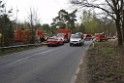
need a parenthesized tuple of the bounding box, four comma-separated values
(0, 43, 46, 53)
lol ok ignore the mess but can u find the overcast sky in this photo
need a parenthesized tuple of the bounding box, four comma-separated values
(5, 0, 75, 24)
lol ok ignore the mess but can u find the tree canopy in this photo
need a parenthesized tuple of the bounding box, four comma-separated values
(70, 0, 124, 46)
(52, 9, 77, 31)
(0, 0, 13, 46)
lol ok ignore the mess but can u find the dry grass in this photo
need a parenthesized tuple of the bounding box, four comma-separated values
(76, 41, 124, 83)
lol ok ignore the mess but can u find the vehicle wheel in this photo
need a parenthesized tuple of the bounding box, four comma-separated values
(70, 43, 73, 46)
(79, 43, 81, 46)
(47, 45, 50, 47)
(81, 43, 83, 46)
(62, 42, 64, 45)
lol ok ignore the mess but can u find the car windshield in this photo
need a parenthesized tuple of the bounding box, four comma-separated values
(57, 33, 65, 37)
(71, 34, 81, 38)
(47, 38, 58, 41)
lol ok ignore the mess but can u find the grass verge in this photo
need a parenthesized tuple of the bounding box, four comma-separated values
(76, 41, 124, 83)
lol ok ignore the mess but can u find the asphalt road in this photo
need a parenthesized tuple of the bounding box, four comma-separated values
(0, 41, 91, 83)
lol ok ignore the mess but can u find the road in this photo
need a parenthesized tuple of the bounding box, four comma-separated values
(0, 41, 91, 83)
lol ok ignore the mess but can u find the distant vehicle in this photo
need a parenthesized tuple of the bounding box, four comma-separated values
(84, 34, 92, 40)
(57, 33, 65, 41)
(57, 29, 72, 43)
(107, 36, 113, 39)
(113, 35, 118, 39)
(94, 34, 108, 42)
(75, 32, 84, 37)
(14, 28, 45, 43)
(46, 37, 64, 47)
(70, 34, 84, 46)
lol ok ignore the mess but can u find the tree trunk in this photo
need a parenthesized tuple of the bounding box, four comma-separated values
(122, 10, 124, 42)
(116, 19, 123, 46)
(122, 23, 124, 42)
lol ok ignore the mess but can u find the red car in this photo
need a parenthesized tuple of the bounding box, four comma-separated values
(94, 35, 108, 41)
(46, 37, 64, 47)
(84, 34, 92, 40)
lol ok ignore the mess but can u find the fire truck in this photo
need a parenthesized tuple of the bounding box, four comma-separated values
(14, 28, 44, 43)
(57, 29, 72, 42)
(94, 32, 108, 42)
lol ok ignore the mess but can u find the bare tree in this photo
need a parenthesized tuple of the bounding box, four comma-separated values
(70, 0, 124, 46)
(121, 6, 124, 41)
(28, 7, 40, 44)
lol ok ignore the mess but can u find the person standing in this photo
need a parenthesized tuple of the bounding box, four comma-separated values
(91, 36, 95, 47)
(40, 36, 45, 43)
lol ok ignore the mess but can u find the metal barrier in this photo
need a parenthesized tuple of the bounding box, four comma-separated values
(0, 43, 46, 53)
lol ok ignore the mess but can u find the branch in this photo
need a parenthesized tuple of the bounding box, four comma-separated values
(105, 0, 115, 12)
(70, 0, 116, 20)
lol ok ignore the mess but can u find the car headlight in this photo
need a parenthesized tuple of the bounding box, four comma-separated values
(79, 40, 81, 42)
